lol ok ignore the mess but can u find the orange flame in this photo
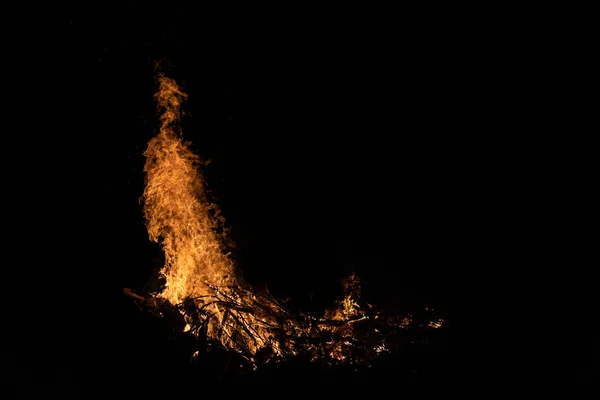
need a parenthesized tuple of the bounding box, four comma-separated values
(141, 73, 287, 359)
(142, 74, 237, 304)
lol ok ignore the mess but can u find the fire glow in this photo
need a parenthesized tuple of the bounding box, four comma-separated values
(134, 72, 443, 368)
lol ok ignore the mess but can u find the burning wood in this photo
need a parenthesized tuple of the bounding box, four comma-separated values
(124, 275, 411, 368)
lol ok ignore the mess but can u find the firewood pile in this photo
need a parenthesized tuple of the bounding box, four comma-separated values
(123, 273, 439, 372)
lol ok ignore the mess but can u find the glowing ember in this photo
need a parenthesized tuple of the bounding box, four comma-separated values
(428, 319, 444, 328)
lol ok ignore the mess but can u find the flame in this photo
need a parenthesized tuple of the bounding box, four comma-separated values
(139, 71, 436, 367)
(324, 272, 364, 321)
(142, 74, 237, 304)
(142, 73, 296, 359)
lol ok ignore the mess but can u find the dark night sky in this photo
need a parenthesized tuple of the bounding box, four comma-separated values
(64, 4, 483, 319)
(4, 7, 594, 391)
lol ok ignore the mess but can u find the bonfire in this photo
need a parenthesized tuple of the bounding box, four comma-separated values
(124, 67, 444, 370)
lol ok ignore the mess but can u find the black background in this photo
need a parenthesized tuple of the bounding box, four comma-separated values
(2, 2, 595, 394)
(8, 3, 493, 392)
(73, 4, 477, 316)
